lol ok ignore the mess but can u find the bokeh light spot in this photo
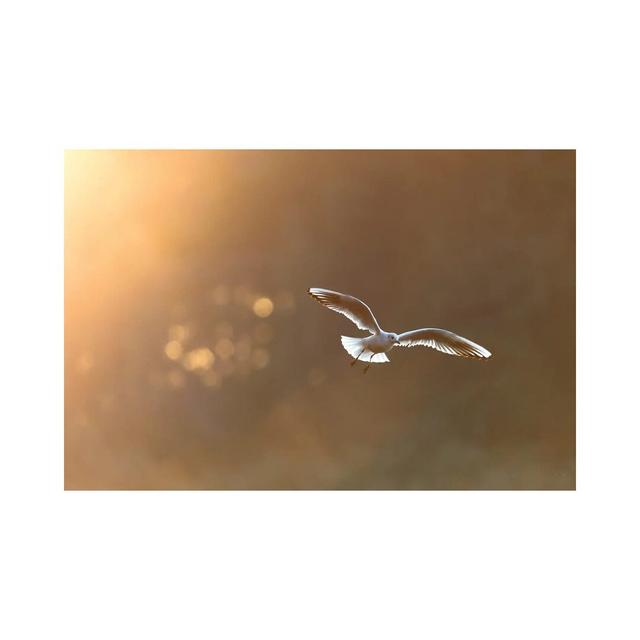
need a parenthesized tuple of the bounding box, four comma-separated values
(202, 370, 221, 388)
(252, 297, 274, 318)
(164, 340, 183, 360)
(252, 348, 270, 369)
(182, 347, 215, 371)
(215, 338, 235, 360)
(169, 324, 189, 342)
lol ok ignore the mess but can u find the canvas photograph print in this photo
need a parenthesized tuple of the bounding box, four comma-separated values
(64, 150, 575, 490)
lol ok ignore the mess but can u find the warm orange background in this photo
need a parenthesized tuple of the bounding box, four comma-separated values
(65, 150, 575, 489)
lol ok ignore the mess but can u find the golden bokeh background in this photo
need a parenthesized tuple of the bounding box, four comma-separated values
(65, 150, 575, 489)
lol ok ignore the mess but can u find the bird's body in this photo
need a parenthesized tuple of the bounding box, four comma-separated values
(340, 332, 395, 362)
(308, 287, 491, 373)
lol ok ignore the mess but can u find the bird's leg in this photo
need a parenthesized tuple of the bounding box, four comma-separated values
(363, 353, 374, 374)
(350, 349, 365, 367)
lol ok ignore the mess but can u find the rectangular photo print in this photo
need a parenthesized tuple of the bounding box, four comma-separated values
(65, 150, 575, 489)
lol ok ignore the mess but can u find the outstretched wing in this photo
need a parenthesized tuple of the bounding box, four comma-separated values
(308, 288, 382, 334)
(397, 328, 492, 360)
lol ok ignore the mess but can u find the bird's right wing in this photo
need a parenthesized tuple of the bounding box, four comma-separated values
(308, 288, 382, 334)
(397, 328, 492, 359)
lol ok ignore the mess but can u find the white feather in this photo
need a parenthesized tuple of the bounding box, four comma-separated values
(397, 328, 492, 359)
(340, 336, 389, 363)
(308, 288, 382, 334)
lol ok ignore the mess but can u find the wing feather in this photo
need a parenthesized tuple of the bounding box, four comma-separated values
(397, 328, 492, 360)
(308, 288, 382, 334)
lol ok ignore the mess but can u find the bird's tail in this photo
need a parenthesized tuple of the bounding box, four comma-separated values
(340, 336, 389, 363)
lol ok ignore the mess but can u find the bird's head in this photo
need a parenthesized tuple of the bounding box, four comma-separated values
(390, 333, 400, 344)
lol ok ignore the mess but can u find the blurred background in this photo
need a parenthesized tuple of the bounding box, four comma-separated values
(64, 150, 575, 490)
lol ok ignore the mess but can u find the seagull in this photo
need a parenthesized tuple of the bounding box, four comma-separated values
(308, 287, 492, 373)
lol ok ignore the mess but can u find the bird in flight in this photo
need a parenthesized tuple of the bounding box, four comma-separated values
(308, 287, 492, 373)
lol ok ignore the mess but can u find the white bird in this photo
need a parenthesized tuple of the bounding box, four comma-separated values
(308, 287, 492, 373)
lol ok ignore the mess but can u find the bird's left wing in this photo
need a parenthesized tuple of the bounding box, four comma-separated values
(397, 328, 492, 359)
(308, 288, 382, 334)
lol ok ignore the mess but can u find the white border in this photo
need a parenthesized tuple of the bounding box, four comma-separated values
(3, 1, 639, 638)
